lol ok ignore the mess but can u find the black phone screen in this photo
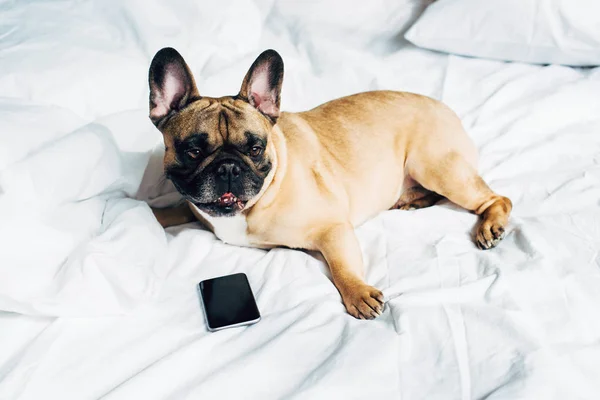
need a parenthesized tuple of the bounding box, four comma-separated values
(198, 273, 261, 330)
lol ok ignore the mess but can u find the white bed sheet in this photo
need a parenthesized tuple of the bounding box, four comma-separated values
(1, 1, 600, 399)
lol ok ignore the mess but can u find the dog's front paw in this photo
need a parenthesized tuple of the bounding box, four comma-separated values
(340, 283, 385, 319)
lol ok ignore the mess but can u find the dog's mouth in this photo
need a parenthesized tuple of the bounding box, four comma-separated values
(192, 192, 247, 214)
(215, 192, 246, 210)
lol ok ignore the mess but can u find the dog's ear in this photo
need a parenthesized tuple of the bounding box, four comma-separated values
(148, 47, 199, 127)
(239, 49, 284, 122)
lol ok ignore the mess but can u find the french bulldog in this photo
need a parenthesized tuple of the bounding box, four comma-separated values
(149, 48, 512, 319)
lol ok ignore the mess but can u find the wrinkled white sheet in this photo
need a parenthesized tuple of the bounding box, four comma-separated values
(1, 1, 600, 399)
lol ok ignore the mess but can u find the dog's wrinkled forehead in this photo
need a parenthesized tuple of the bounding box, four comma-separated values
(162, 97, 272, 148)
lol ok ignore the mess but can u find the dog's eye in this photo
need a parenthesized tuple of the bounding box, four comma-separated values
(186, 149, 201, 159)
(250, 146, 263, 157)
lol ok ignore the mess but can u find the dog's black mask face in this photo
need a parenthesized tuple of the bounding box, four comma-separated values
(163, 107, 273, 217)
(148, 48, 284, 217)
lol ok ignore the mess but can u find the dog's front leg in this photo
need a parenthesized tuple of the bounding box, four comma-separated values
(317, 223, 384, 319)
(151, 203, 196, 228)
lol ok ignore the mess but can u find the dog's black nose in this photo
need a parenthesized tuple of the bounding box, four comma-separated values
(217, 162, 241, 181)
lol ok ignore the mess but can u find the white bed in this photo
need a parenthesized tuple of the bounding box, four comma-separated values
(1, 1, 600, 399)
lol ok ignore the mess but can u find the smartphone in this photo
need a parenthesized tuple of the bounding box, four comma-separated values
(198, 273, 261, 331)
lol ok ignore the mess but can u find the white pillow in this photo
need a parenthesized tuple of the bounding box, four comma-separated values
(405, 0, 600, 66)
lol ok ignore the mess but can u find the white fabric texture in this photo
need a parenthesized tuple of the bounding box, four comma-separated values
(406, 0, 600, 66)
(1, 1, 600, 399)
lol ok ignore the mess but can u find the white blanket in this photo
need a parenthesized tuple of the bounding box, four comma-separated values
(1, 1, 599, 399)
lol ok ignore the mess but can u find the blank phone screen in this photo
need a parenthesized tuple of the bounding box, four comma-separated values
(198, 273, 260, 330)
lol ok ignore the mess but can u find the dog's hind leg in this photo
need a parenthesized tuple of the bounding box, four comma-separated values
(407, 151, 512, 250)
(392, 185, 443, 210)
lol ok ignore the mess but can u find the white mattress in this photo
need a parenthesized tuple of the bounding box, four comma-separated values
(1, 1, 600, 399)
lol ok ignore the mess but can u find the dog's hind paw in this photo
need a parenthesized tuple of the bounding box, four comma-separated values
(476, 222, 506, 250)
